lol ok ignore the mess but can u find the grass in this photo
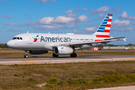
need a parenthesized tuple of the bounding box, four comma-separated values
(0, 61, 135, 89)
(0, 50, 135, 58)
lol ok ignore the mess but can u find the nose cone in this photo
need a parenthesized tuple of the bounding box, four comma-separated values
(7, 40, 14, 48)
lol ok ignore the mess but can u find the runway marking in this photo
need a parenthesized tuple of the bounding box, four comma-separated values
(21, 60, 39, 64)
(130, 57, 135, 59)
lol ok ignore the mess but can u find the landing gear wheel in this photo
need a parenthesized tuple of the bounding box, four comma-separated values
(24, 51, 29, 58)
(70, 53, 77, 57)
(24, 55, 29, 58)
(53, 53, 59, 57)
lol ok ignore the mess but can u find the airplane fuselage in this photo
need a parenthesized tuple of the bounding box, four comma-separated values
(7, 33, 97, 51)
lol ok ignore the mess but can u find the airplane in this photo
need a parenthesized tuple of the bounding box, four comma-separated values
(7, 14, 127, 58)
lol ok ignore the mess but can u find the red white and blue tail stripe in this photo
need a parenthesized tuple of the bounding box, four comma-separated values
(94, 14, 113, 40)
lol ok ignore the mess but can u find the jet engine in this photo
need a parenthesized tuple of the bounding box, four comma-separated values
(54, 46, 74, 55)
(29, 50, 48, 54)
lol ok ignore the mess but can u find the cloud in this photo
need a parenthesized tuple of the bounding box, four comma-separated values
(2, 15, 12, 19)
(81, 8, 88, 12)
(77, 15, 89, 22)
(85, 27, 97, 31)
(66, 10, 74, 13)
(40, 0, 48, 3)
(7, 29, 22, 32)
(118, 11, 135, 20)
(125, 27, 134, 31)
(132, 22, 135, 25)
(38, 17, 54, 24)
(33, 0, 56, 3)
(53, 16, 75, 24)
(65, 9, 78, 17)
(37, 24, 76, 29)
(112, 27, 134, 31)
(65, 13, 78, 17)
(98, 13, 106, 18)
(5, 23, 20, 26)
(112, 19, 131, 27)
(112, 7, 121, 12)
(90, 6, 109, 15)
(38, 16, 76, 24)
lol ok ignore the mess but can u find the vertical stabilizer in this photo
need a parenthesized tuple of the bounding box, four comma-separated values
(94, 14, 113, 40)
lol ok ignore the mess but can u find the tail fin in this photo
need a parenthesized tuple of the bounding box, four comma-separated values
(94, 14, 113, 39)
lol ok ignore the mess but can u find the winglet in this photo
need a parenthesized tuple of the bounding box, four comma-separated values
(123, 37, 127, 42)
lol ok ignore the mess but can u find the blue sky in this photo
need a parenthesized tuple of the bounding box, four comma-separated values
(0, 0, 135, 45)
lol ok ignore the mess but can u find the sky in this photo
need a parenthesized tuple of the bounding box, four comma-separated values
(0, 0, 135, 45)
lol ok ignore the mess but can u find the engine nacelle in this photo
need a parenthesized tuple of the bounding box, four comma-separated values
(29, 50, 48, 54)
(54, 46, 74, 55)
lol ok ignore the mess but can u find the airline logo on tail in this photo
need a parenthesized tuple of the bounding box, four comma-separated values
(34, 35, 39, 42)
(95, 14, 113, 40)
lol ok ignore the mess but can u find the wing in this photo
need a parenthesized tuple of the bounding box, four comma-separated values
(68, 37, 127, 48)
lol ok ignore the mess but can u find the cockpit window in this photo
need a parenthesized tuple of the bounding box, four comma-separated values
(12, 37, 23, 40)
(20, 37, 22, 40)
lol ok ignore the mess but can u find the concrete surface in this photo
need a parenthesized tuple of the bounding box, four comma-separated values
(89, 86, 135, 90)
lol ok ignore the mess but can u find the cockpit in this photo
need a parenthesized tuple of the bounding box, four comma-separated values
(12, 37, 23, 40)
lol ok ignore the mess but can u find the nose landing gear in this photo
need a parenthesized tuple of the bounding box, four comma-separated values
(24, 51, 29, 58)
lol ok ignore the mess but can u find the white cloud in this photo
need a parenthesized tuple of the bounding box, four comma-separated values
(85, 27, 97, 31)
(126, 27, 134, 31)
(40, 24, 75, 29)
(112, 27, 134, 31)
(53, 16, 75, 24)
(65, 10, 78, 17)
(112, 19, 131, 27)
(65, 13, 78, 17)
(66, 10, 74, 13)
(81, 8, 88, 12)
(40, 0, 48, 3)
(98, 13, 106, 18)
(41, 25, 55, 29)
(90, 6, 109, 15)
(118, 11, 135, 20)
(78, 15, 89, 22)
(38, 17, 54, 24)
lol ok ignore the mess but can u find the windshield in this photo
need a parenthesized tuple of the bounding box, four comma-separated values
(12, 37, 23, 40)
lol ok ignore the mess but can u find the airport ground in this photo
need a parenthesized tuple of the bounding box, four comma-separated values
(0, 49, 135, 90)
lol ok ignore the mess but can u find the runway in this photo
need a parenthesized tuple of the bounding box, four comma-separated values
(0, 55, 135, 65)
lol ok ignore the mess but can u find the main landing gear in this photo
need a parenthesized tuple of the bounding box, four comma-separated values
(70, 53, 77, 57)
(24, 51, 29, 58)
(53, 53, 59, 57)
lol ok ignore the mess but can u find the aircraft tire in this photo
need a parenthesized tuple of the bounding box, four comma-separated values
(70, 53, 77, 57)
(24, 55, 29, 58)
(53, 53, 59, 57)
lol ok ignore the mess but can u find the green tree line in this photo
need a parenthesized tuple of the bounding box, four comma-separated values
(0, 44, 8, 48)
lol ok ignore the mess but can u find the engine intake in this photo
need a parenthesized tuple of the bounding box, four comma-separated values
(54, 46, 73, 55)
